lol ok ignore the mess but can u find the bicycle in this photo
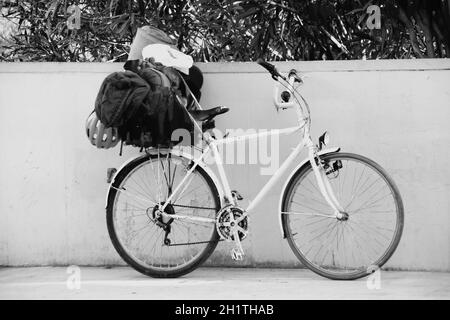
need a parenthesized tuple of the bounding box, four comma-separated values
(105, 59, 404, 280)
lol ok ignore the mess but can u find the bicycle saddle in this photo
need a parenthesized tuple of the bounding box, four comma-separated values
(189, 106, 229, 121)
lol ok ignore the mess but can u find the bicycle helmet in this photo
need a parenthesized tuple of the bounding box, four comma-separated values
(85, 111, 120, 149)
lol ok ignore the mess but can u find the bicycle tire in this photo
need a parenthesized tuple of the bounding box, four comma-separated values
(282, 152, 404, 280)
(106, 152, 221, 278)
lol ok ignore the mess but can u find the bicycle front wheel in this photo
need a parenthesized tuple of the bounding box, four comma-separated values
(282, 152, 404, 280)
(106, 150, 221, 278)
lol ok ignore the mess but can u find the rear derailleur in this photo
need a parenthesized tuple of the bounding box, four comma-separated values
(147, 202, 175, 245)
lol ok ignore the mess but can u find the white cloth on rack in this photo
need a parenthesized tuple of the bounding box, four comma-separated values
(142, 44, 193, 74)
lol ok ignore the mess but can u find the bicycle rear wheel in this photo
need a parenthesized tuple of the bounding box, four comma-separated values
(282, 152, 404, 280)
(106, 150, 221, 278)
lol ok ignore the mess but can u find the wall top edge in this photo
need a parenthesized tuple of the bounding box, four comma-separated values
(0, 59, 449, 74)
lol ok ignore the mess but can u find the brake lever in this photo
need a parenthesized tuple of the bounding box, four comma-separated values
(294, 75, 303, 84)
(288, 69, 302, 84)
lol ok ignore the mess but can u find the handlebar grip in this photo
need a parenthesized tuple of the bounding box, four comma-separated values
(256, 58, 283, 80)
(256, 58, 275, 72)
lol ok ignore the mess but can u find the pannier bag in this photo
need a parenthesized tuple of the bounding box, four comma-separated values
(94, 71, 150, 128)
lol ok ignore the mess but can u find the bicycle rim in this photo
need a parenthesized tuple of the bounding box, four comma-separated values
(107, 151, 220, 277)
(283, 153, 404, 280)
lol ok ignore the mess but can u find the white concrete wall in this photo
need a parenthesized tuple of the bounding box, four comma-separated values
(0, 59, 449, 270)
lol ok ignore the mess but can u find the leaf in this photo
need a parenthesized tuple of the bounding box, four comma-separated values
(237, 6, 258, 19)
(116, 19, 130, 38)
(45, 0, 60, 20)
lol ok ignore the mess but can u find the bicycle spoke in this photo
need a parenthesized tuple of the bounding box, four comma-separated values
(282, 211, 336, 218)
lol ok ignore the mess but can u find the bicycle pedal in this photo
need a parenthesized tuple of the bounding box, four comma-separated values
(231, 248, 244, 261)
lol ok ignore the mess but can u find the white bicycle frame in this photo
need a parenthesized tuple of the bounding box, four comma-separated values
(158, 71, 346, 227)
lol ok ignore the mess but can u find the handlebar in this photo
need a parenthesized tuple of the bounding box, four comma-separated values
(257, 59, 310, 131)
(257, 58, 304, 111)
(256, 58, 303, 85)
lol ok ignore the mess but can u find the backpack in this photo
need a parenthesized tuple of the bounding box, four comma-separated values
(94, 71, 150, 128)
(118, 62, 194, 148)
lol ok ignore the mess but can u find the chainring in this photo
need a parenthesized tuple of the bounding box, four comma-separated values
(216, 206, 249, 241)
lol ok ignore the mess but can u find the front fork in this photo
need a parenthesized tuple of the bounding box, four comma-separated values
(307, 144, 346, 219)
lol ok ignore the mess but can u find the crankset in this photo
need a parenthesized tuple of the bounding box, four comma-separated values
(216, 205, 249, 261)
(216, 206, 249, 242)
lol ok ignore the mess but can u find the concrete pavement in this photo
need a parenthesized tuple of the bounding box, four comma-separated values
(0, 267, 449, 300)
